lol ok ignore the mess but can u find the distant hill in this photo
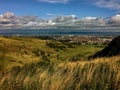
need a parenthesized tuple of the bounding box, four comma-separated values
(93, 36, 120, 58)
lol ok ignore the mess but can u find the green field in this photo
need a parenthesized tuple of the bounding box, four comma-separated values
(0, 36, 120, 90)
(0, 36, 103, 71)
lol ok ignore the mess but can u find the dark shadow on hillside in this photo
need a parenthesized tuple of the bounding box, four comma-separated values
(89, 36, 120, 59)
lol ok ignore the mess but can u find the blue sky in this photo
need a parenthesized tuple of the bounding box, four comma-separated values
(0, 0, 120, 18)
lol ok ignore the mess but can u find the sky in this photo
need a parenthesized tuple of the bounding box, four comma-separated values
(0, 0, 120, 18)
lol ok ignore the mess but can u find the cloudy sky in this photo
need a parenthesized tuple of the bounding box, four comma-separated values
(0, 0, 120, 18)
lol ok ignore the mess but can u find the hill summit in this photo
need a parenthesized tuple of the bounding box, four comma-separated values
(93, 36, 120, 58)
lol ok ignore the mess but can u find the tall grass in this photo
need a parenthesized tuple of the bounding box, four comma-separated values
(0, 56, 120, 90)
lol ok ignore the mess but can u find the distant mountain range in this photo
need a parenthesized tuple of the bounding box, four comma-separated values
(0, 12, 120, 29)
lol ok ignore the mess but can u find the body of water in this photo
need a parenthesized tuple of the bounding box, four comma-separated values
(0, 29, 120, 36)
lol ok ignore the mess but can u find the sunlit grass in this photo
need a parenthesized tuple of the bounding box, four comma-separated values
(0, 56, 120, 90)
(0, 36, 119, 90)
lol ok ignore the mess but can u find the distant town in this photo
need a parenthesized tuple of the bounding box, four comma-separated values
(52, 35, 114, 45)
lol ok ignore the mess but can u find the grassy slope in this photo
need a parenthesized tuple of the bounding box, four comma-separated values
(1, 37, 119, 90)
(0, 36, 103, 71)
(0, 36, 50, 71)
(0, 57, 120, 90)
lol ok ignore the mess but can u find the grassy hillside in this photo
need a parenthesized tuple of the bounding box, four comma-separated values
(0, 56, 120, 90)
(0, 36, 103, 71)
(93, 36, 120, 58)
(1, 36, 120, 90)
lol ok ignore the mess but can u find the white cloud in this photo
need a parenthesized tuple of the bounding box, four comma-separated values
(83, 17, 97, 20)
(94, 0, 120, 10)
(38, 0, 68, 4)
(70, 15, 77, 18)
(46, 13, 53, 16)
